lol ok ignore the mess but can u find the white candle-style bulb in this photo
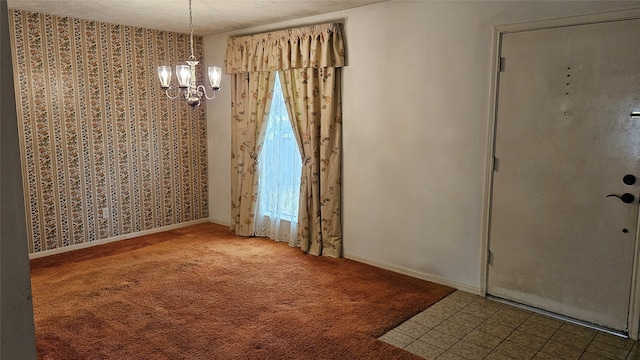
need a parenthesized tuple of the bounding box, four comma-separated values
(208, 66, 222, 90)
(176, 65, 191, 88)
(157, 66, 172, 89)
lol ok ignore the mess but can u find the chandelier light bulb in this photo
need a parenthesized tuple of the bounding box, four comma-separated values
(208, 66, 222, 90)
(176, 65, 191, 88)
(158, 66, 172, 89)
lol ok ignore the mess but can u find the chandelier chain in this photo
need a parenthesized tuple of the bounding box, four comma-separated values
(189, 0, 195, 59)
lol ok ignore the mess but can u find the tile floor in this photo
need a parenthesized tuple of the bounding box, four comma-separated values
(380, 290, 640, 360)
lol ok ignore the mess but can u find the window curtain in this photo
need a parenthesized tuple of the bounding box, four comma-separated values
(226, 23, 344, 257)
(230, 71, 275, 236)
(280, 68, 342, 257)
(253, 72, 302, 246)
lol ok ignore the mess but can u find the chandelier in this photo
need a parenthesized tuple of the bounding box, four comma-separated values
(157, 0, 221, 107)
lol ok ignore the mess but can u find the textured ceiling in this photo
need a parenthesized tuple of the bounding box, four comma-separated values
(7, 0, 388, 36)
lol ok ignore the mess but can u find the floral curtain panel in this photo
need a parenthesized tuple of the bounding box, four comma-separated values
(226, 23, 344, 257)
(280, 68, 342, 258)
(230, 71, 275, 236)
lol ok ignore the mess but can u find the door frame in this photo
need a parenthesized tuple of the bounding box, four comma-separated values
(480, 8, 640, 339)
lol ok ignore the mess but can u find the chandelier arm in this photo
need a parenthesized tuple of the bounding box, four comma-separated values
(197, 85, 218, 100)
(164, 87, 182, 100)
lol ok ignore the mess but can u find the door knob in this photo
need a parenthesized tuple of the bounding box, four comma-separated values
(624, 175, 637, 185)
(607, 193, 636, 204)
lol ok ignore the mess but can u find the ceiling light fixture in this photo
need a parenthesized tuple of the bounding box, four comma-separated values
(157, 0, 221, 107)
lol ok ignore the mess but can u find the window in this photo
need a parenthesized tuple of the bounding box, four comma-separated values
(255, 72, 302, 236)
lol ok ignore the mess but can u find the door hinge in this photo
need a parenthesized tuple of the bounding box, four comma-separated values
(487, 250, 493, 265)
(499, 57, 506, 72)
(492, 156, 499, 172)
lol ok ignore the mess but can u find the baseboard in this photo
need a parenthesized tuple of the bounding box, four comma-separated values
(344, 254, 481, 295)
(208, 217, 231, 227)
(29, 219, 211, 259)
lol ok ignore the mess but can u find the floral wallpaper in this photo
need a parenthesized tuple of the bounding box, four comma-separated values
(10, 10, 209, 254)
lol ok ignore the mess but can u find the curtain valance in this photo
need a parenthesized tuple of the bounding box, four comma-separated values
(224, 23, 344, 74)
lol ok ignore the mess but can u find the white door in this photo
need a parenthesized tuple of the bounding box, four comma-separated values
(488, 19, 640, 332)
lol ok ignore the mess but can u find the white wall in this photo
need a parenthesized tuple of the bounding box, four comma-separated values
(204, 33, 232, 226)
(204, 0, 640, 293)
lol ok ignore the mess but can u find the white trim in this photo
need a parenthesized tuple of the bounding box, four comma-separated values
(482, 8, 640, 339)
(496, 7, 640, 34)
(345, 254, 481, 296)
(479, 23, 503, 298)
(29, 219, 210, 259)
(630, 202, 640, 340)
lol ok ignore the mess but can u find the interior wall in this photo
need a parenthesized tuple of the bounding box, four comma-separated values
(203, 34, 231, 226)
(10, 10, 209, 254)
(205, 1, 640, 292)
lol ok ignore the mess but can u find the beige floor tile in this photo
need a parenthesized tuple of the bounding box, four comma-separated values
(472, 297, 506, 311)
(485, 352, 519, 360)
(533, 353, 563, 360)
(460, 306, 498, 320)
(410, 312, 447, 329)
(593, 332, 635, 351)
(518, 320, 559, 340)
(434, 298, 468, 310)
(379, 329, 414, 348)
(586, 340, 631, 360)
(506, 329, 547, 351)
(498, 305, 533, 320)
(433, 298, 469, 313)
(405, 339, 446, 359)
(445, 290, 479, 305)
(494, 340, 537, 360)
(424, 302, 463, 318)
(439, 296, 477, 310)
(550, 330, 594, 351)
(463, 328, 504, 350)
(539, 341, 584, 360)
(628, 350, 640, 360)
(448, 311, 485, 328)
(419, 329, 460, 349)
(433, 319, 475, 339)
(475, 321, 515, 340)
(527, 313, 564, 329)
(580, 352, 612, 360)
(394, 320, 430, 339)
(436, 350, 469, 360)
(487, 310, 530, 329)
(559, 322, 598, 339)
(448, 340, 493, 360)
(460, 299, 504, 319)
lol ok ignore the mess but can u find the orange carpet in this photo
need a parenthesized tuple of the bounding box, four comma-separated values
(30, 223, 454, 359)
